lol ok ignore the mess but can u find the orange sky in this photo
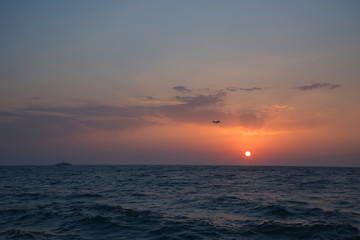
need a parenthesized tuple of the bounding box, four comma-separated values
(1, 1, 359, 166)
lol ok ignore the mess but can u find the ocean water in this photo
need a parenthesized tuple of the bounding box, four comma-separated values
(0, 165, 359, 240)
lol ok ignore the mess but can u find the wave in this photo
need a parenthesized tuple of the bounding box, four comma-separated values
(251, 221, 359, 240)
(0, 229, 36, 239)
(0, 228, 65, 240)
(90, 203, 156, 218)
(203, 194, 360, 225)
(137, 216, 359, 240)
(1, 165, 359, 240)
(68, 193, 103, 198)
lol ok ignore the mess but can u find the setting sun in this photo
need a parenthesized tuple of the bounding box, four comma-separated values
(245, 151, 251, 157)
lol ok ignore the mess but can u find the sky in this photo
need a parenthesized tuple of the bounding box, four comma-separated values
(1, 0, 360, 166)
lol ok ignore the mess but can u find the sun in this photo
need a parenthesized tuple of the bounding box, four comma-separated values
(245, 151, 251, 157)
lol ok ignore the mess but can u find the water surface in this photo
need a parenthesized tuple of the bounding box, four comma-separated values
(0, 165, 359, 239)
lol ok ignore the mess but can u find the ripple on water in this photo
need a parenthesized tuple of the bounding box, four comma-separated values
(0, 166, 358, 240)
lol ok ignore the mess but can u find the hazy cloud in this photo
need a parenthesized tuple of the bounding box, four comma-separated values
(297, 83, 341, 91)
(145, 96, 157, 100)
(155, 91, 229, 123)
(0, 88, 269, 157)
(0, 110, 82, 153)
(174, 92, 226, 107)
(172, 86, 192, 93)
(1, 89, 264, 134)
(238, 112, 267, 129)
(226, 87, 264, 92)
(0, 104, 158, 135)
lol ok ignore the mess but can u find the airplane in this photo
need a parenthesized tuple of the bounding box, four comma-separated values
(212, 120, 221, 124)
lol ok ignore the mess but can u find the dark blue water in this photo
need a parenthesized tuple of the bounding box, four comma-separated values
(0, 166, 359, 240)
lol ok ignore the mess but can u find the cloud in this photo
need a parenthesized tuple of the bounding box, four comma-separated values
(157, 91, 229, 123)
(145, 96, 157, 101)
(0, 110, 81, 152)
(174, 91, 226, 107)
(239, 87, 263, 91)
(0, 88, 264, 137)
(296, 83, 341, 91)
(0, 104, 158, 138)
(172, 86, 192, 93)
(238, 112, 267, 129)
(1, 92, 224, 140)
(226, 87, 264, 92)
(0, 87, 270, 157)
(157, 91, 267, 129)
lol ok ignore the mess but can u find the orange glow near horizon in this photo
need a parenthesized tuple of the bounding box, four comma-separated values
(39, 118, 360, 166)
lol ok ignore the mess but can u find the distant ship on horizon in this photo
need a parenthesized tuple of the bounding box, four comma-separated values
(55, 161, 72, 166)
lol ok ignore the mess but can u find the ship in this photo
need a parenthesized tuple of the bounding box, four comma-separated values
(55, 161, 72, 166)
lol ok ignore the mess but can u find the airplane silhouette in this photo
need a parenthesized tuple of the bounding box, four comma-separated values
(212, 120, 221, 124)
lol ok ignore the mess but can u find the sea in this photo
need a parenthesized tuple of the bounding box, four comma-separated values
(0, 165, 359, 240)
